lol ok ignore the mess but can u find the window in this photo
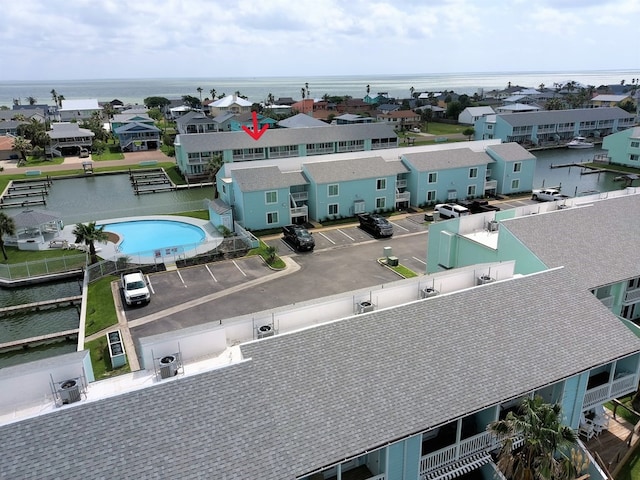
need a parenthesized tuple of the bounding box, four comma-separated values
(467, 185, 476, 197)
(631, 141, 640, 148)
(469, 167, 478, 179)
(376, 178, 387, 190)
(513, 162, 522, 173)
(511, 179, 520, 190)
(328, 203, 338, 216)
(376, 197, 386, 209)
(265, 191, 277, 204)
(426, 190, 437, 203)
(328, 184, 339, 197)
(222, 184, 227, 194)
(630, 154, 639, 162)
(428, 172, 438, 183)
(266, 212, 278, 225)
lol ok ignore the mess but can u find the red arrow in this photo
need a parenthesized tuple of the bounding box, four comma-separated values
(242, 111, 269, 140)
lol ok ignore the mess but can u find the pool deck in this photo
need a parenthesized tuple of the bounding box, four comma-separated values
(51, 215, 222, 263)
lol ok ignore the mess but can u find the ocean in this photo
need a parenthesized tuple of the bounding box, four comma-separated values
(0, 70, 637, 108)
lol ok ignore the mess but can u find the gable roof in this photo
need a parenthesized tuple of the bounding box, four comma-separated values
(211, 95, 252, 108)
(592, 94, 630, 102)
(46, 123, 95, 139)
(463, 106, 495, 116)
(496, 107, 633, 127)
(114, 122, 161, 134)
(277, 113, 329, 128)
(233, 166, 308, 192)
(485, 143, 536, 162)
(303, 157, 408, 183)
(402, 148, 494, 172)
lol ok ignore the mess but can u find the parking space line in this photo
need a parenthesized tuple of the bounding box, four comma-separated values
(205, 264, 217, 282)
(319, 232, 336, 244)
(390, 221, 409, 232)
(145, 274, 155, 295)
(337, 229, 355, 241)
(233, 260, 247, 276)
(280, 239, 295, 251)
(176, 269, 187, 287)
(412, 256, 427, 265)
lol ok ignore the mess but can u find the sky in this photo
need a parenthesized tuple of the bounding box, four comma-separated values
(1, 0, 639, 81)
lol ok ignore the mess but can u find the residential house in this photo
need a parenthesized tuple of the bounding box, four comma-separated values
(208, 94, 252, 117)
(495, 103, 541, 114)
(414, 104, 446, 119)
(175, 123, 399, 181)
(277, 113, 329, 129)
(474, 107, 636, 146)
(333, 113, 374, 125)
(114, 122, 161, 152)
(458, 106, 495, 125)
(0, 120, 23, 136)
(591, 94, 633, 108)
(363, 92, 389, 104)
(335, 98, 371, 114)
(484, 142, 537, 195)
(475, 114, 497, 140)
(175, 111, 218, 135)
(291, 98, 314, 115)
(376, 110, 421, 130)
(110, 113, 155, 131)
(45, 122, 95, 157)
(376, 103, 401, 114)
(275, 96, 295, 106)
(601, 126, 640, 167)
(229, 112, 277, 132)
(2, 193, 640, 479)
(168, 105, 192, 120)
(0, 135, 18, 160)
(7, 106, 47, 123)
(58, 99, 102, 121)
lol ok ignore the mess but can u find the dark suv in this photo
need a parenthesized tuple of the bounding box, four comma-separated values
(357, 213, 394, 238)
(282, 225, 315, 251)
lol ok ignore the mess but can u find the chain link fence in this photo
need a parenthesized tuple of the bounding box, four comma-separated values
(0, 254, 87, 281)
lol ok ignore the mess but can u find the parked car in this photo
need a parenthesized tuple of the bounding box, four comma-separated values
(357, 213, 394, 238)
(457, 199, 501, 214)
(121, 271, 151, 306)
(434, 203, 471, 219)
(282, 225, 315, 251)
(531, 188, 570, 202)
(411, 127, 421, 133)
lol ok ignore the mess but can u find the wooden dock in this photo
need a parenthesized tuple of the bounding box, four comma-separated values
(130, 169, 175, 195)
(0, 295, 82, 316)
(0, 329, 79, 351)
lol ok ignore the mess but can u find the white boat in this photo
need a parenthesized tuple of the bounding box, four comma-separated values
(567, 136, 594, 149)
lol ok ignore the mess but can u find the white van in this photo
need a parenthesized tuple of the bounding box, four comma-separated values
(434, 203, 471, 219)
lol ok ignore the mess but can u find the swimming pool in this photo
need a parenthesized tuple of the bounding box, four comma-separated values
(102, 219, 206, 255)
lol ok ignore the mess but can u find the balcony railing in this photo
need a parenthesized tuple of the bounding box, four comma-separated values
(625, 288, 640, 302)
(484, 180, 498, 191)
(291, 192, 308, 202)
(420, 431, 496, 475)
(583, 372, 637, 409)
(291, 205, 308, 218)
(396, 192, 410, 203)
(599, 296, 614, 308)
(396, 179, 407, 188)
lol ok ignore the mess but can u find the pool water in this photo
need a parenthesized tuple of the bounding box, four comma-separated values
(102, 220, 206, 255)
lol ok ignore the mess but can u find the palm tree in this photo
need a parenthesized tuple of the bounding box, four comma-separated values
(50, 89, 58, 106)
(489, 396, 585, 480)
(0, 212, 16, 261)
(209, 88, 217, 100)
(25, 96, 37, 105)
(410, 86, 415, 99)
(57, 94, 65, 108)
(266, 93, 275, 105)
(197, 87, 203, 103)
(301, 87, 306, 100)
(366, 84, 370, 96)
(72, 221, 108, 264)
(206, 154, 224, 196)
(12, 136, 32, 163)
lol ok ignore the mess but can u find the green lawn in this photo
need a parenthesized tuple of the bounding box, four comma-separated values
(423, 122, 467, 135)
(247, 241, 285, 269)
(170, 210, 210, 220)
(85, 337, 131, 379)
(91, 150, 125, 161)
(21, 157, 65, 167)
(0, 246, 85, 264)
(85, 275, 119, 336)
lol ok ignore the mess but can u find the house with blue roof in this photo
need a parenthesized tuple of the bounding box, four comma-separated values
(601, 126, 640, 167)
(175, 110, 218, 135)
(229, 112, 277, 131)
(113, 122, 161, 152)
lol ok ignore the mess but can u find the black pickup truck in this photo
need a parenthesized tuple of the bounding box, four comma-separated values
(282, 225, 315, 251)
(357, 213, 394, 238)
(457, 199, 501, 214)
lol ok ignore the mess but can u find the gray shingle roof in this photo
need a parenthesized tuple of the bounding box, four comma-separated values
(1, 269, 638, 479)
(504, 194, 640, 289)
(496, 107, 634, 127)
(233, 166, 308, 192)
(177, 123, 397, 153)
(303, 157, 408, 184)
(402, 148, 494, 172)
(47, 123, 94, 139)
(486, 143, 536, 162)
(277, 113, 329, 128)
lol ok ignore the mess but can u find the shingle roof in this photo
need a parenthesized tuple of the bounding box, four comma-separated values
(496, 107, 634, 127)
(303, 157, 408, 184)
(233, 166, 308, 192)
(402, 148, 494, 172)
(486, 143, 536, 162)
(503, 194, 640, 289)
(177, 123, 397, 153)
(277, 113, 329, 128)
(46, 123, 94, 139)
(1, 269, 638, 478)
(114, 122, 160, 134)
(111, 113, 153, 124)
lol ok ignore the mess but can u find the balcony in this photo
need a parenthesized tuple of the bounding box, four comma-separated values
(484, 180, 498, 191)
(291, 205, 308, 218)
(625, 288, 640, 303)
(420, 431, 495, 477)
(291, 191, 308, 202)
(583, 372, 637, 409)
(396, 179, 407, 188)
(395, 192, 410, 203)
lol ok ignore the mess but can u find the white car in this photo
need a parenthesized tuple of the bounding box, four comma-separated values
(411, 127, 421, 133)
(121, 271, 151, 306)
(434, 203, 471, 219)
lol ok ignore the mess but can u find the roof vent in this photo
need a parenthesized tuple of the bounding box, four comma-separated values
(356, 301, 375, 314)
(488, 220, 499, 232)
(476, 274, 495, 286)
(421, 287, 439, 299)
(58, 379, 81, 405)
(257, 324, 275, 339)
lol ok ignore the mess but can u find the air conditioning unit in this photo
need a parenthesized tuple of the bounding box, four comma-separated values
(257, 325, 275, 339)
(476, 274, 495, 285)
(421, 287, 439, 299)
(488, 220, 499, 232)
(159, 355, 178, 379)
(357, 301, 375, 314)
(58, 379, 81, 404)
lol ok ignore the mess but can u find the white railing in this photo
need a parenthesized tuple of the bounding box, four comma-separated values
(420, 444, 457, 473)
(625, 288, 640, 302)
(396, 192, 411, 203)
(396, 179, 407, 188)
(484, 180, 498, 190)
(583, 384, 610, 409)
(291, 205, 308, 217)
(459, 431, 494, 457)
(583, 372, 637, 409)
(291, 192, 308, 202)
(599, 296, 614, 308)
(611, 373, 637, 398)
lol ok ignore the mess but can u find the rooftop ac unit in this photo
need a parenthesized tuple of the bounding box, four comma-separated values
(257, 325, 275, 339)
(58, 379, 81, 405)
(357, 301, 375, 314)
(488, 220, 499, 232)
(159, 355, 178, 379)
(476, 275, 495, 286)
(421, 287, 439, 299)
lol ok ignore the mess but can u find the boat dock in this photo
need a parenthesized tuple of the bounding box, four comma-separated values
(0, 329, 79, 351)
(0, 295, 82, 317)
(0, 178, 52, 208)
(130, 169, 175, 194)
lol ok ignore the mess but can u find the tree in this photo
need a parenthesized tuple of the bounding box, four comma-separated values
(197, 86, 203, 103)
(618, 99, 636, 113)
(206, 154, 224, 196)
(462, 127, 475, 140)
(301, 87, 306, 100)
(12, 136, 32, 162)
(147, 108, 163, 121)
(545, 98, 564, 111)
(50, 89, 58, 106)
(445, 101, 463, 120)
(25, 96, 37, 105)
(366, 84, 370, 96)
(143, 96, 171, 109)
(489, 396, 585, 480)
(182, 95, 201, 109)
(410, 86, 415, 99)
(72, 221, 108, 264)
(266, 93, 275, 105)
(80, 112, 109, 142)
(421, 108, 433, 132)
(0, 212, 16, 261)
(209, 88, 217, 100)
